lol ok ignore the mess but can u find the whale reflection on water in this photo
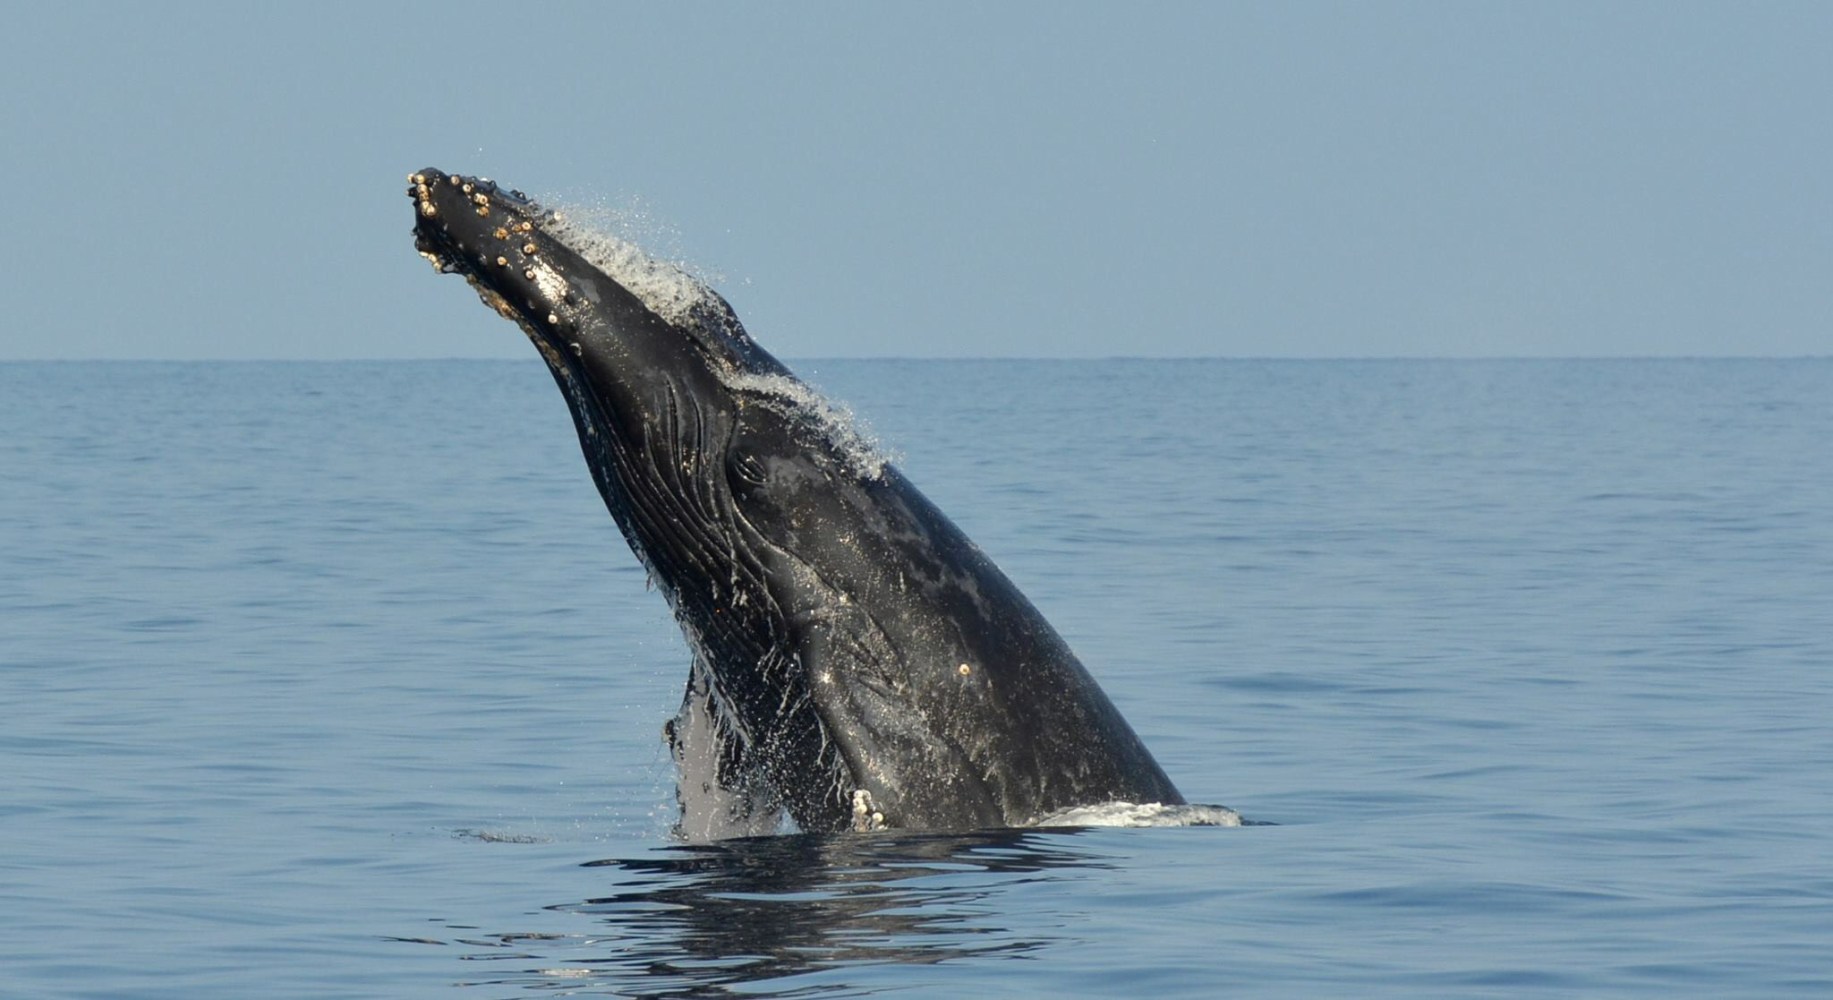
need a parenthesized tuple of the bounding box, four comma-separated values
(442, 830, 1115, 995)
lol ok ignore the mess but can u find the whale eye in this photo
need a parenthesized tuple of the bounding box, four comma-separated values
(732, 450, 769, 488)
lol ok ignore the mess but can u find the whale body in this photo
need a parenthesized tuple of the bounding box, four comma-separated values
(408, 169, 1192, 837)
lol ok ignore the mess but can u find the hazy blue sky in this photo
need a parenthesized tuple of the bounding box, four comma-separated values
(3, 3, 1826, 359)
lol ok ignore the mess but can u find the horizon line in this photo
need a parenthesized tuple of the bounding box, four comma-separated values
(2, 353, 1828, 365)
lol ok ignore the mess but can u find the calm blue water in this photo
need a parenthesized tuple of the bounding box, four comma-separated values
(4, 358, 1830, 998)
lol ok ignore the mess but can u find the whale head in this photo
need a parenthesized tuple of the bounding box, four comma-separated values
(409, 167, 790, 401)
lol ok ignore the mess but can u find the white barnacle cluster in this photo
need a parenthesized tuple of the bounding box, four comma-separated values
(850, 789, 887, 832)
(455, 175, 493, 218)
(485, 219, 545, 278)
(408, 171, 438, 218)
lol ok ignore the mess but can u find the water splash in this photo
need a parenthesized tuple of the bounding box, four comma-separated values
(723, 370, 897, 480)
(540, 196, 722, 329)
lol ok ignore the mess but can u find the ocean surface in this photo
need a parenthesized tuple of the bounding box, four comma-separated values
(4, 357, 1830, 998)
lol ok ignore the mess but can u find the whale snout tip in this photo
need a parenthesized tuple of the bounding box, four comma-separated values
(409, 166, 574, 329)
(405, 167, 452, 220)
(408, 167, 548, 276)
(407, 167, 538, 222)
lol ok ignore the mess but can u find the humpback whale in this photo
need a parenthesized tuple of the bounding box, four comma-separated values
(407, 169, 1204, 837)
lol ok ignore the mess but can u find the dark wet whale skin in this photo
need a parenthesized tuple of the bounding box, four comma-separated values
(408, 169, 1184, 834)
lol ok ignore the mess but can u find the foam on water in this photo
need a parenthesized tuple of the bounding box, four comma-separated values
(1031, 801, 1244, 828)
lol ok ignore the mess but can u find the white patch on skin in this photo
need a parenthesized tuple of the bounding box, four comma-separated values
(524, 258, 572, 313)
